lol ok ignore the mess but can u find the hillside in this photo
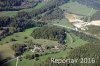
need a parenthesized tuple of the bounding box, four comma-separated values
(34, 43, 100, 66)
(0, 0, 100, 66)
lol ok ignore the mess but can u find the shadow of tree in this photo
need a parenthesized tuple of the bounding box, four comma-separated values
(0, 52, 11, 66)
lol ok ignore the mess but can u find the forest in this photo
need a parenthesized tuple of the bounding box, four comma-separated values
(31, 26, 67, 44)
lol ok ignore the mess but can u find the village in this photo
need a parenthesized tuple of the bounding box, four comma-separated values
(12, 41, 67, 60)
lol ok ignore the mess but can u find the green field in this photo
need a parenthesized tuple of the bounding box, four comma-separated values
(51, 19, 74, 28)
(0, 44, 14, 59)
(66, 33, 73, 45)
(38, 49, 70, 62)
(34, 2, 46, 10)
(0, 11, 18, 17)
(86, 25, 100, 37)
(3, 59, 16, 66)
(0, 27, 36, 44)
(3, 58, 34, 66)
(17, 59, 34, 66)
(68, 33, 88, 48)
(60, 2, 97, 16)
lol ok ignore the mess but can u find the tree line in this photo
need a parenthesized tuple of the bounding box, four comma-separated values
(41, 8, 64, 20)
(69, 30, 100, 43)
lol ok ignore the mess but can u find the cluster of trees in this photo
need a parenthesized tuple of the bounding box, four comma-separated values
(0, 27, 9, 40)
(0, 0, 24, 7)
(24, 53, 40, 61)
(30, 0, 68, 18)
(0, 16, 12, 27)
(70, 30, 100, 43)
(41, 8, 64, 20)
(11, 43, 28, 56)
(31, 26, 67, 44)
(0, 0, 43, 11)
(11, 41, 42, 57)
(0, 0, 24, 11)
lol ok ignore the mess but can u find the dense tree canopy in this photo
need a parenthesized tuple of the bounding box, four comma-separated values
(31, 26, 67, 44)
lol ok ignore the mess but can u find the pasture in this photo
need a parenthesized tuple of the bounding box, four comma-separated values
(51, 19, 74, 28)
(0, 27, 36, 44)
(0, 44, 14, 60)
(60, 2, 97, 16)
(0, 11, 18, 17)
(68, 33, 88, 48)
